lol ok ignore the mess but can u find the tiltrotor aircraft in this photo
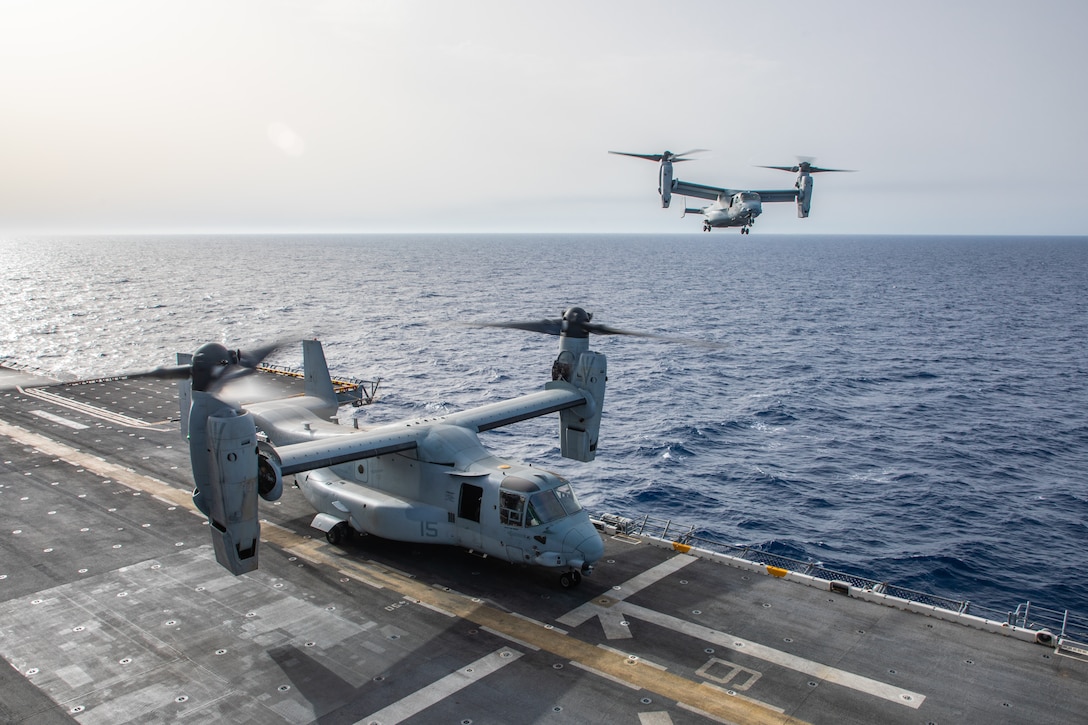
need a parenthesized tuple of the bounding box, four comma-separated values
(610, 149, 853, 234)
(103, 308, 713, 588)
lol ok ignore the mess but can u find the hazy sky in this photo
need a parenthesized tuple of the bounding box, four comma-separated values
(2, 0, 1086, 235)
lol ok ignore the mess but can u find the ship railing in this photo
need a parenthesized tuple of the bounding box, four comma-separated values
(595, 511, 1085, 633)
(257, 363, 381, 406)
(1008, 602, 1088, 652)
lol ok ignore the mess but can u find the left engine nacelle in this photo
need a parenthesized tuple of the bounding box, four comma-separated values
(200, 409, 261, 575)
(659, 159, 675, 208)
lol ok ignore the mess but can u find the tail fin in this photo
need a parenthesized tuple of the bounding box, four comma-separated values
(303, 339, 338, 407)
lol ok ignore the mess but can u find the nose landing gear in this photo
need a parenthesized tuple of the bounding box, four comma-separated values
(559, 569, 583, 588)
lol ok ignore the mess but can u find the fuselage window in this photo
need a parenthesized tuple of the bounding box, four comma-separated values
(458, 483, 483, 523)
(499, 490, 525, 526)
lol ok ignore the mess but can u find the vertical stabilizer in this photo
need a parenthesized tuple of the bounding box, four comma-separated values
(303, 339, 338, 407)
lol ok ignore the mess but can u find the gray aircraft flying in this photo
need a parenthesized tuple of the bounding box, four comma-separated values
(610, 150, 853, 234)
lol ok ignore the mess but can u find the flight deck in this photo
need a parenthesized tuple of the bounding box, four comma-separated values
(1, 367, 1086, 724)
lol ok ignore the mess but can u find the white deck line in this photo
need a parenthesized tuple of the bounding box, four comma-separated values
(355, 647, 523, 724)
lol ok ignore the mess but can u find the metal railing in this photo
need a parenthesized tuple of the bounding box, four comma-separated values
(257, 363, 381, 406)
(595, 511, 1088, 642)
(1011, 602, 1088, 651)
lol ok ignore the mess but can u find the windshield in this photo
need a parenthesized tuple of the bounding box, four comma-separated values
(526, 483, 583, 527)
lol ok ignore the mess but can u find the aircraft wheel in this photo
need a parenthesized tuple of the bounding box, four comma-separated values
(560, 572, 574, 588)
(572, 570, 582, 586)
(326, 522, 348, 545)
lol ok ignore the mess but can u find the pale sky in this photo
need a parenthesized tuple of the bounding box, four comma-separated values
(2, 0, 1086, 235)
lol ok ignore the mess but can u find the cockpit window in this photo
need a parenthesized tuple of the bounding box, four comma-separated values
(527, 490, 565, 526)
(526, 483, 582, 527)
(554, 483, 582, 515)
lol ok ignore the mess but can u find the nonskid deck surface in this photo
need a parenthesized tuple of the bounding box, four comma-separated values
(0, 372, 1085, 724)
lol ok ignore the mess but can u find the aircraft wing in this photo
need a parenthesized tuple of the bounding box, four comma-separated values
(673, 180, 800, 205)
(272, 427, 422, 476)
(752, 189, 800, 203)
(672, 180, 734, 202)
(443, 386, 587, 432)
(268, 387, 586, 476)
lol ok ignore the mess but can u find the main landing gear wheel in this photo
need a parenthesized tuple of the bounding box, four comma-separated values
(326, 521, 350, 545)
(559, 570, 583, 588)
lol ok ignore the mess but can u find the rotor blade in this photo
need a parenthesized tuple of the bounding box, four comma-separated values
(586, 323, 728, 349)
(207, 339, 296, 394)
(120, 364, 195, 381)
(608, 151, 664, 162)
(475, 319, 564, 336)
(237, 340, 289, 369)
(0, 362, 193, 392)
(757, 163, 856, 173)
(672, 148, 710, 159)
(206, 364, 257, 393)
(4, 339, 294, 395)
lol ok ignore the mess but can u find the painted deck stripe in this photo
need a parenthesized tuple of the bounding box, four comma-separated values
(19, 386, 170, 430)
(29, 409, 89, 429)
(557, 552, 697, 628)
(356, 648, 523, 725)
(622, 602, 926, 708)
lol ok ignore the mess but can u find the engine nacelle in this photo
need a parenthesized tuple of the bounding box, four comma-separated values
(547, 350, 606, 462)
(659, 159, 674, 208)
(797, 173, 814, 218)
(198, 407, 261, 575)
(257, 443, 283, 502)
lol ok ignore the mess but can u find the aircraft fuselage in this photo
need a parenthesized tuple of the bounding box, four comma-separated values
(296, 424, 604, 574)
(702, 192, 763, 229)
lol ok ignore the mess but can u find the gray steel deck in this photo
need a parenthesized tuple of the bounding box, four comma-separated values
(1, 369, 1085, 724)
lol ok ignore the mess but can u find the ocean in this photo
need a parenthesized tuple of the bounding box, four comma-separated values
(2, 234, 1086, 617)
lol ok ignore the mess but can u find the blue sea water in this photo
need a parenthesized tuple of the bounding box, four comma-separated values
(2, 234, 1086, 616)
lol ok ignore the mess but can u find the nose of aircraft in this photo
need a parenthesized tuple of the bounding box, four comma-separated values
(566, 522, 604, 569)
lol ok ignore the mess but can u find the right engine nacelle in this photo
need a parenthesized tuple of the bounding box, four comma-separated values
(547, 350, 607, 462)
(797, 173, 814, 218)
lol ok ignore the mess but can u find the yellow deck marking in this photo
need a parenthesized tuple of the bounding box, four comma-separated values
(0, 418, 191, 506)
